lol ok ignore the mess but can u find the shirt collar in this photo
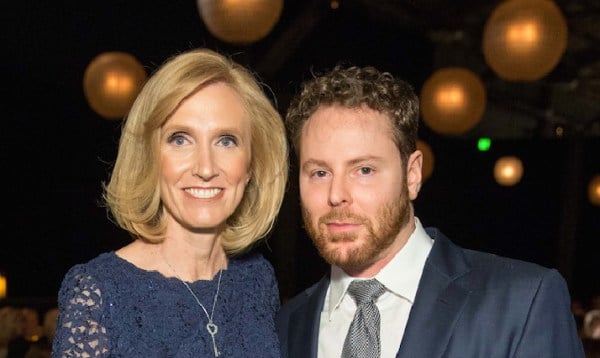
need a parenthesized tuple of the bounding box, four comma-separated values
(328, 217, 433, 317)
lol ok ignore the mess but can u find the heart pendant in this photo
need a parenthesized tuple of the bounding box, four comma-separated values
(206, 322, 218, 336)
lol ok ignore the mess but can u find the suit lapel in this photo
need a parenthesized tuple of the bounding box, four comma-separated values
(397, 229, 471, 358)
(288, 277, 329, 358)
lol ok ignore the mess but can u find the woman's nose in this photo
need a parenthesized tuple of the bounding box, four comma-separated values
(192, 149, 219, 181)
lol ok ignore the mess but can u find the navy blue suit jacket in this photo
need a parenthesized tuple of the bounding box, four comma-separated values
(276, 228, 585, 357)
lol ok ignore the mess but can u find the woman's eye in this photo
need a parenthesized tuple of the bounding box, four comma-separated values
(167, 133, 188, 146)
(218, 136, 238, 147)
(314, 170, 327, 178)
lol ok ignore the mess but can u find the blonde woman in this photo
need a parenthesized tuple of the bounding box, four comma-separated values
(52, 48, 288, 357)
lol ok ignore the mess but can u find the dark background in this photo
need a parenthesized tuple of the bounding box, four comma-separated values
(2, 0, 599, 308)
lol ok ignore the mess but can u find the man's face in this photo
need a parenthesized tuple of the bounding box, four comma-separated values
(298, 104, 422, 276)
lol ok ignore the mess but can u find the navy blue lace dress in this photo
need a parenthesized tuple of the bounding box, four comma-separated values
(51, 250, 281, 357)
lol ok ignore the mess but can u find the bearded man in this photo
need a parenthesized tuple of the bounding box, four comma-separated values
(276, 65, 584, 358)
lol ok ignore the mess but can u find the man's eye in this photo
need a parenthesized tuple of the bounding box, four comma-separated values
(359, 167, 373, 175)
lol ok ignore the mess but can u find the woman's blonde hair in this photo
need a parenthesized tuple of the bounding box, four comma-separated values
(103, 48, 288, 256)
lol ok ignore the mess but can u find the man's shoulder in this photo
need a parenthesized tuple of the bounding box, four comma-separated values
(280, 277, 328, 314)
(461, 246, 559, 286)
(426, 227, 563, 290)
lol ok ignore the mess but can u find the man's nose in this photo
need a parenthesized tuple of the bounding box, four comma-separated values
(328, 175, 351, 207)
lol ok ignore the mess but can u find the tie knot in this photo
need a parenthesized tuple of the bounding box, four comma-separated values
(347, 279, 386, 305)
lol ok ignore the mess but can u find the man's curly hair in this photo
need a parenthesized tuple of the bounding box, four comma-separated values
(285, 65, 419, 165)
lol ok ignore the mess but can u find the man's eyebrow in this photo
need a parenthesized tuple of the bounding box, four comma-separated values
(301, 156, 382, 171)
(347, 155, 382, 166)
(301, 159, 328, 171)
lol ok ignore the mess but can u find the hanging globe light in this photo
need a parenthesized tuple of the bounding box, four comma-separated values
(83, 52, 147, 120)
(197, 0, 284, 45)
(0, 272, 6, 299)
(416, 139, 435, 181)
(494, 156, 524, 186)
(482, 0, 568, 81)
(588, 175, 600, 206)
(420, 67, 486, 135)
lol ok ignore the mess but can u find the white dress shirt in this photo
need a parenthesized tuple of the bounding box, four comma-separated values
(318, 217, 433, 358)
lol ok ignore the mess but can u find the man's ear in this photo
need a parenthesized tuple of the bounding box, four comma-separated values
(407, 150, 423, 200)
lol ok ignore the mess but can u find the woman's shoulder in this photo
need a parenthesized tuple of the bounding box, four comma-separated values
(59, 251, 141, 294)
(227, 250, 278, 289)
(63, 251, 120, 278)
(229, 249, 274, 274)
(224, 249, 280, 311)
(56, 252, 123, 309)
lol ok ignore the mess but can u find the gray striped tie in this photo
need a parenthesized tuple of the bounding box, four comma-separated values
(341, 279, 386, 358)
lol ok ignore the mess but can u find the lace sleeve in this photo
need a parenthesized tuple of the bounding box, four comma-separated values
(52, 266, 110, 357)
(267, 262, 281, 315)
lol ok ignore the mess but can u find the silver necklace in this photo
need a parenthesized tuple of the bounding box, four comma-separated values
(163, 255, 223, 357)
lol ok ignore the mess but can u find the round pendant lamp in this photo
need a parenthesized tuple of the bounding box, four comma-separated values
(420, 67, 486, 135)
(83, 52, 147, 120)
(482, 0, 568, 81)
(588, 175, 600, 206)
(0, 272, 6, 299)
(494, 156, 524, 186)
(197, 0, 284, 45)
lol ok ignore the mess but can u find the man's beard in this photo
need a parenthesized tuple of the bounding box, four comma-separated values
(302, 183, 411, 274)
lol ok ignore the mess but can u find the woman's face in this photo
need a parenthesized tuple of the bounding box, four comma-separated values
(159, 82, 251, 233)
